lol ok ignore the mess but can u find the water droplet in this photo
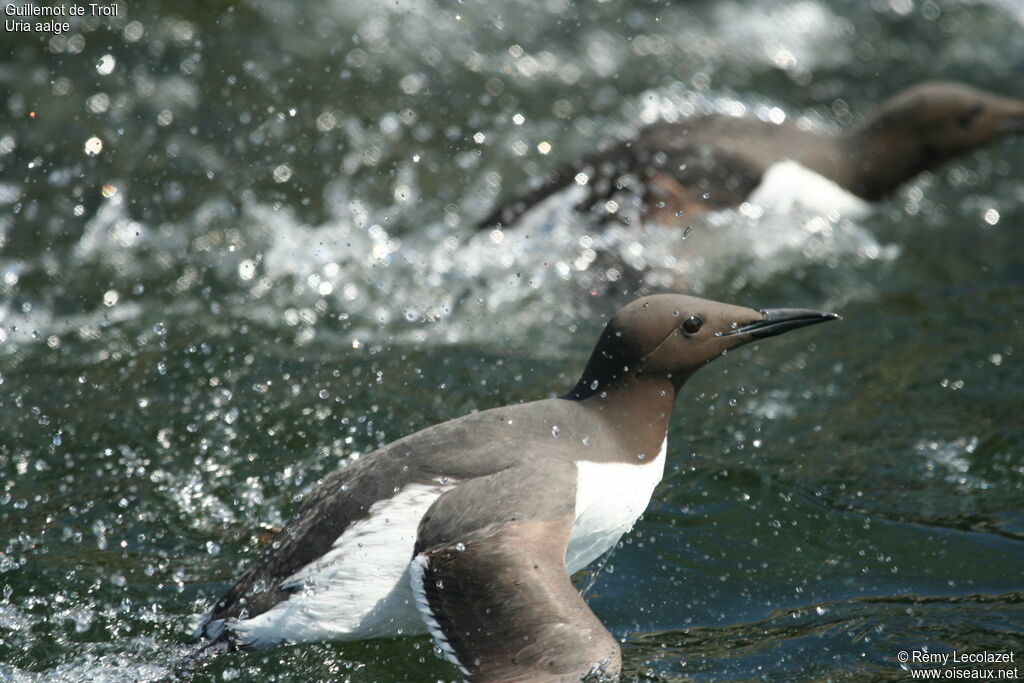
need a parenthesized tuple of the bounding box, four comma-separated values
(96, 54, 116, 75)
(455, 542, 465, 552)
(272, 163, 293, 183)
(637, 453, 646, 461)
(582, 436, 591, 446)
(84, 136, 103, 156)
(551, 425, 560, 437)
(589, 379, 599, 390)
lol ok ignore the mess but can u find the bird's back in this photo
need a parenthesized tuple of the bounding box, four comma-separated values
(477, 113, 841, 227)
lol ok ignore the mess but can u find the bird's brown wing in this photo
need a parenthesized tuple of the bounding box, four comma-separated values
(411, 468, 621, 682)
(476, 132, 766, 229)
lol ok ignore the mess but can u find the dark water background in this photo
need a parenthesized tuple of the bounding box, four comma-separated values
(1, 0, 1022, 680)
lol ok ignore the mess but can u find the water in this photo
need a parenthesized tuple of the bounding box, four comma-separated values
(2, 0, 1023, 680)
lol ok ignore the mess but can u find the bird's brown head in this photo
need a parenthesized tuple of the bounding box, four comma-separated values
(873, 81, 1024, 149)
(848, 81, 1024, 198)
(567, 293, 839, 400)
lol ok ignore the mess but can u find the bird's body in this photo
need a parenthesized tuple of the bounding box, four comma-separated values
(478, 81, 1024, 228)
(198, 399, 667, 649)
(196, 295, 839, 680)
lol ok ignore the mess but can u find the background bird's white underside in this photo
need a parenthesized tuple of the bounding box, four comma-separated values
(748, 160, 871, 218)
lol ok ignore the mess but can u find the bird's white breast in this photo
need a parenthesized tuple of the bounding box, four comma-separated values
(748, 159, 870, 218)
(565, 438, 667, 573)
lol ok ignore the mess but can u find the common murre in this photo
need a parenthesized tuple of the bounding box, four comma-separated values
(477, 81, 1024, 228)
(194, 294, 839, 681)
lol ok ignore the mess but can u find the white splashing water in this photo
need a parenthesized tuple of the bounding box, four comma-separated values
(0, 170, 897, 357)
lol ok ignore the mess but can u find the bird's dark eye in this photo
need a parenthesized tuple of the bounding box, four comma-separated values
(956, 103, 983, 129)
(682, 316, 703, 334)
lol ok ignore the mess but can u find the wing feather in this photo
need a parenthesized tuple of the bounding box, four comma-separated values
(412, 469, 620, 682)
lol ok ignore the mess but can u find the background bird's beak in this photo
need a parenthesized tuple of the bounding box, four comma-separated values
(997, 114, 1024, 133)
(722, 308, 840, 339)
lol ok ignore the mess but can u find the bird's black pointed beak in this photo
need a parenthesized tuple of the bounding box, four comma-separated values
(721, 308, 840, 339)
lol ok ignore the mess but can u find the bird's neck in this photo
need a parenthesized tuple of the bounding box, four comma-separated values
(837, 123, 936, 200)
(572, 374, 678, 459)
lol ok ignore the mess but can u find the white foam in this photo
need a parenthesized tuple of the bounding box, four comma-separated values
(3, 151, 894, 358)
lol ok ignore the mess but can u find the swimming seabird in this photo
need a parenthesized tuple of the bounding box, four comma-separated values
(195, 294, 839, 681)
(478, 81, 1024, 227)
